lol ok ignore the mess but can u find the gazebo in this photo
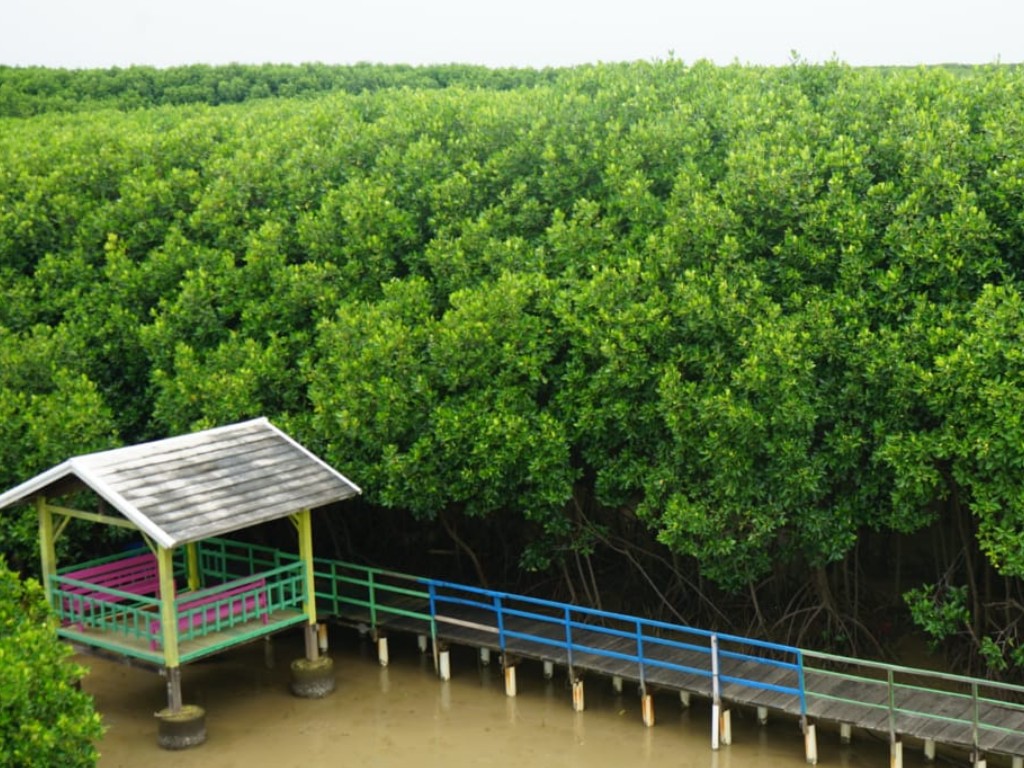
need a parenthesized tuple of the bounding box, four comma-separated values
(0, 417, 360, 747)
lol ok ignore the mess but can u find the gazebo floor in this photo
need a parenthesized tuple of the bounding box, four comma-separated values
(59, 608, 307, 667)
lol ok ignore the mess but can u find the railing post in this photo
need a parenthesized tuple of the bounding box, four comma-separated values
(635, 619, 646, 693)
(711, 633, 721, 750)
(564, 606, 574, 671)
(972, 681, 980, 758)
(887, 668, 896, 746)
(428, 582, 439, 674)
(797, 649, 808, 731)
(368, 570, 377, 630)
(494, 594, 505, 652)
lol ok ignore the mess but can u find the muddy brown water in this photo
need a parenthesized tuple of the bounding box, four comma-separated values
(84, 630, 939, 768)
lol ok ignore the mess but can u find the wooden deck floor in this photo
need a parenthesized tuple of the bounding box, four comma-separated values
(327, 593, 1024, 758)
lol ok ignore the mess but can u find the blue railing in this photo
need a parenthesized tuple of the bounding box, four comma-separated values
(424, 578, 807, 718)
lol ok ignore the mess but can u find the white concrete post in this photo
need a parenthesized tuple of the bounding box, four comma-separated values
(612, 675, 623, 694)
(923, 738, 935, 760)
(504, 663, 517, 697)
(757, 706, 768, 725)
(417, 634, 428, 653)
(377, 635, 389, 667)
(805, 722, 818, 765)
(543, 660, 554, 679)
(720, 709, 732, 746)
(572, 679, 585, 712)
(480, 647, 491, 666)
(679, 690, 691, 708)
(891, 739, 903, 768)
(840, 723, 852, 745)
(439, 649, 451, 681)
(641, 693, 655, 727)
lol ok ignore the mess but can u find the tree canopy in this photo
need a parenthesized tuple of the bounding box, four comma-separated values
(0, 558, 103, 767)
(3, 60, 1024, 673)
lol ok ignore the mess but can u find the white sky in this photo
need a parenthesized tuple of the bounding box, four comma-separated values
(3, 0, 1022, 70)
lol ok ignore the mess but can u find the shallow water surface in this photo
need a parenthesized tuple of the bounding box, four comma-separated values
(85, 630, 934, 768)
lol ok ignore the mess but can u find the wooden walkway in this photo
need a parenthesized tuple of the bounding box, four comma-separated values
(318, 571, 1024, 762)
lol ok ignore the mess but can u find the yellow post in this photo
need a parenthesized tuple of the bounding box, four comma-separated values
(295, 509, 317, 626)
(185, 543, 200, 592)
(294, 509, 319, 661)
(36, 497, 57, 608)
(157, 547, 180, 669)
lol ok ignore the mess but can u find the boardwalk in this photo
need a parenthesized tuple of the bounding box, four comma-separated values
(305, 553, 1024, 765)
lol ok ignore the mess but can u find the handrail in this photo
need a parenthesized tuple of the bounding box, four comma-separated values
(190, 538, 1024, 752)
(426, 577, 804, 705)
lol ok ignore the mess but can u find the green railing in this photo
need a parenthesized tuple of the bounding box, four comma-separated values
(172, 562, 306, 645)
(802, 650, 1024, 752)
(194, 537, 289, 583)
(195, 538, 435, 642)
(56, 543, 308, 663)
(54, 574, 163, 650)
(308, 557, 434, 632)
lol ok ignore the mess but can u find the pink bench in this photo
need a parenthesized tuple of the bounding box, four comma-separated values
(60, 552, 161, 612)
(150, 577, 268, 649)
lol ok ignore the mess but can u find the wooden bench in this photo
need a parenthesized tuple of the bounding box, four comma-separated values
(149, 577, 269, 649)
(60, 552, 162, 612)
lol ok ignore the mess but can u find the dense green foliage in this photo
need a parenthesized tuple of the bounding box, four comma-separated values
(4, 61, 1024, 673)
(0, 63, 558, 117)
(0, 558, 103, 766)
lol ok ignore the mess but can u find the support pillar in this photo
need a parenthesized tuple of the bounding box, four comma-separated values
(317, 623, 329, 654)
(439, 646, 451, 681)
(166, 666, 183, 712)
(641, 693, 655, 728)
(156, 667, 206, 749)
(417, 634, 428, 653)
(720, 708, 732, 746)
(1011, 757, 1022, 768)
(923, 738, 935, 761)
(377, 634, 389, 667)
(572, 678, 585, 712)
(712, 699, 721, 750)
(480, 647, 491, 666)
(757, 706, 768, 725)
(303, 622, 319, 662)
(973, 756, 986, 768)
(804, 722, 818, 765)
(504, 658, 517, 697)
(185, 543, 200, 592)
(264, 635, 275, 669)
(679, 690, 691, 708)
(36, 498, 57, 608)
(543, 660, 554, 679)
(890, 738, 903, 768)
(840, 723, 852, 745)
(612, 675, 623, 694)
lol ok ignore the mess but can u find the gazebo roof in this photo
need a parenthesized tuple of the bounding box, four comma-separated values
(0, 418, 361, 548)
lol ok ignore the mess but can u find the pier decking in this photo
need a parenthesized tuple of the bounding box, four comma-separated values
(270, 542, 1024, 765)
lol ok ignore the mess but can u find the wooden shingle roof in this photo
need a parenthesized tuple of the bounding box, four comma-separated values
(0, 418, 361, 548)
